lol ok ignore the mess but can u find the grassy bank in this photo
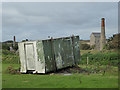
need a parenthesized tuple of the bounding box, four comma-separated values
(2, 49, 119, 88)
(2, 50, 19, 64)
(80, 49, 120, 55)
(2, 64, 118, 88)
(80, 50, 119, 66)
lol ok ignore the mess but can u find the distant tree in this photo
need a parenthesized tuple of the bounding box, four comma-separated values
(4, 40, 13, 43)
(26, 39, 28, 41)
(22, 40, 26, 42)
(22, 39, 28, 42)
(105, 33, 120, 50)
(2, 43, 10, 50)
(13, 45, 18, 50)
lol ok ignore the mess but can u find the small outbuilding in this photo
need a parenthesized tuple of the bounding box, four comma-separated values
(90, 32, 101, 50)
(18, 36, 80, 73)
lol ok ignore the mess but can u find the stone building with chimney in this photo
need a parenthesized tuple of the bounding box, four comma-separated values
(90, 18, 106, 50)
(90, 32, 101, 50)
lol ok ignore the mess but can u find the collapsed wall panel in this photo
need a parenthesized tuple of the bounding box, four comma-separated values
(42, 40, 55, 72)
(36, 41, 45, 73)
(72, 36, 80, 64)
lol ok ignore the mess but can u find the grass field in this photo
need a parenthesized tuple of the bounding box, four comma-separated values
(80, 49, 120, 55)
(2, 64, 118, 88)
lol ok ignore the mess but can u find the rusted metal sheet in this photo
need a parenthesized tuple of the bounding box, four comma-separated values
(72, 36, 80, 65)
(53, 39, 64, 69)
(54, 38, 74, 69)
(42, 40, 55, 72)
(18, 36, 80, 73)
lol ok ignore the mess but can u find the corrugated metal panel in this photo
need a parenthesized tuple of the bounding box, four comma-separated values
(42, 40, 55, 72)
(53, 39, 63, 69)
(72, 36, 80, 65)
(62, 37, 74, 67)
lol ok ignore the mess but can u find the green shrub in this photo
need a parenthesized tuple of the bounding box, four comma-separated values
(2, 49, 20, 64)
(2, 49, 16, 55)
(80, 44, 91, 50)
(2, 43, 10, 50)
(80, 52, 119, 66)
(13, 45, 18, 51)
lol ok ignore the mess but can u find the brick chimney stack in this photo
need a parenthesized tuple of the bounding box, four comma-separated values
(100, 18, 106, 50)
(13, 36, 16, 47)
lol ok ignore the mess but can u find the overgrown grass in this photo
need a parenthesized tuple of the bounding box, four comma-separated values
(2, 49, 119, 88)
(2, 49, 20, 64)
(2, 64, 118, 88)
(80, 52, 119, 66)
(80, 49, 120, 55)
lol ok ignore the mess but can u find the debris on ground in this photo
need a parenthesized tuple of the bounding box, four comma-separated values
(6, 65, 107, 75)
(6, 65, 21, 74)
(49, 65, 88, 75)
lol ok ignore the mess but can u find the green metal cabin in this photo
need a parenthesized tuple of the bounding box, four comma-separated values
(18, 36, 80, 73)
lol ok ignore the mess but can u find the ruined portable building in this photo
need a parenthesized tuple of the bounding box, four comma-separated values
(90, 18, 106, 50)
(18, 36, 80, 73)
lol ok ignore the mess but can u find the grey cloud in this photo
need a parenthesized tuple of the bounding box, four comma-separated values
(2, 2, 118, 41)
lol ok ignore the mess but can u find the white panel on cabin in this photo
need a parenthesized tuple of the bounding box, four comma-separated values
(25, 44, 35, 70)
(18, 43, 27, 73)
(36, 41, 45, 73)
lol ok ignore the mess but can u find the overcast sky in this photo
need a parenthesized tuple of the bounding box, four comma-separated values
(2, 2, 118, 42)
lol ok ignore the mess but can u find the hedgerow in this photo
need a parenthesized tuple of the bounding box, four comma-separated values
(2, 50, 20, 64)
(80, 52, 119, 66)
